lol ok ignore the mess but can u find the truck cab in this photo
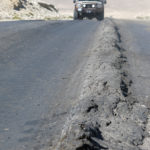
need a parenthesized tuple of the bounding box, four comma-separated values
(73, 0, 106, 20)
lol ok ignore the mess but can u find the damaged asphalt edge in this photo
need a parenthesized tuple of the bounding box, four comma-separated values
(52, 19, 150, 150)
(114, 26, 150, 149)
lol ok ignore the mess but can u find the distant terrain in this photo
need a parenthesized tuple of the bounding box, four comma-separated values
(49, 0, 150, 19)
(105, 0, 150, 19)
(0, 0, 59, 20)
(0, 0, 150, 22)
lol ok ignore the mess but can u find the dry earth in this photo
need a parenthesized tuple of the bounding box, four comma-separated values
(0, 0, 59, 20)
(1, 0, 150, 20)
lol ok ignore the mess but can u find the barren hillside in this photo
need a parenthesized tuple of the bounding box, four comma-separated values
(47, 0, 73, 16)
(0, 0, 150, 20)
(0, 0, 59, 20)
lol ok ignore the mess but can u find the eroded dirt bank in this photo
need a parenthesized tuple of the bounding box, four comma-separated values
(51, 19, 150, 150)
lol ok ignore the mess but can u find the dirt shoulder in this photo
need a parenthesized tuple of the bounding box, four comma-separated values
(50, 19, 149, 150)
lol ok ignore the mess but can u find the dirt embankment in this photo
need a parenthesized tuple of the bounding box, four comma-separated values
(0, 0, 59, 20)
(50, 19, 149, 150)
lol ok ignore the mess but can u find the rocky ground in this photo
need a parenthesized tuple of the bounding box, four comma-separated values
(1, 0, 150, 20)
(0, 0, 59, 20)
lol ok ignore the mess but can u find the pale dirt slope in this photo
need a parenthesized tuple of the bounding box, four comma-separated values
(0, 0, 59, 20)
(1, 0, 150, 20)
(46, 0, 73, 16)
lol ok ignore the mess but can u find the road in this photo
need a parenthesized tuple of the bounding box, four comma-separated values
(117, 20, 150, 149)
(0, 20, 100, 150)
(117, 20, 150, 105)
(0, 19, 150, 150)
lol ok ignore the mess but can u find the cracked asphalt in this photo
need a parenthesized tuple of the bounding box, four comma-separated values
(0, 20, 100, 150)
(0, 19, 150, 150)
(117, 20, 150, 149)
(55, 19, 150, 150)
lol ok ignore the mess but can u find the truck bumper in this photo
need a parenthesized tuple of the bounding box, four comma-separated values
(77, 7, 104, 17)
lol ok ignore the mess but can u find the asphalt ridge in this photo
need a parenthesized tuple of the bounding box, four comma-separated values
(53, 19, 149, 150)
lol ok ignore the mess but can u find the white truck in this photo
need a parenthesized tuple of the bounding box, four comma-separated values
(73, 0, 106, 20)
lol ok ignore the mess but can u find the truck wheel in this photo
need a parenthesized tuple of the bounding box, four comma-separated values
(74, 10, 79, 20)
(79, 16, 83, 20)
(97, 10, 104, 21)
(101, 10, 104, 20)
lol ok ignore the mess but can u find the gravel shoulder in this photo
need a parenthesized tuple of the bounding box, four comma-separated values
(52, 19, 150, 150)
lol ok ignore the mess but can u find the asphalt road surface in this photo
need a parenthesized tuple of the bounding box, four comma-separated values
(0, 19, 150, 150)
(117, 20, 150, 149)
(117, 20, 150, 104)
(0, 20, 100, 150)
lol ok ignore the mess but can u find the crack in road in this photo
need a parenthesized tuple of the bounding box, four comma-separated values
(1, 19, 150, 150)
(53, 19, 150, 150)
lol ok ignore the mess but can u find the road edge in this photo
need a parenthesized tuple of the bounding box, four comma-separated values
(51, 19, 149, 150)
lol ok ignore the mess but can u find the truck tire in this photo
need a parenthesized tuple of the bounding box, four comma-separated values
(79, 16, 83, 20)
(101, 10, 104, 20)
(97, 10, 104, 21)
(74, 10, 79, 20)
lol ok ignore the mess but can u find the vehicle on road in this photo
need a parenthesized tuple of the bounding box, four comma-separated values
(73, 0, 106, 20)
